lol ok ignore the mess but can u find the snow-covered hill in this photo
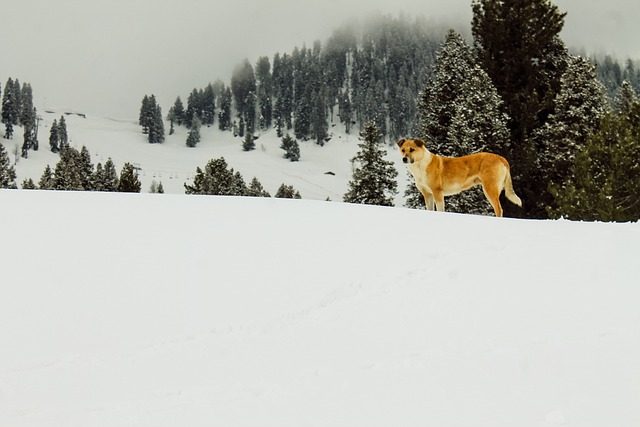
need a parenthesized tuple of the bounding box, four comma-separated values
(8, 111, 398, 202)
(1, 189, 639, 427)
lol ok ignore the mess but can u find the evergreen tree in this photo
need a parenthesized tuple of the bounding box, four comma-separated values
(79, 146, 94, 189)
(49, 119, 60, 153)
(53, 146, 84, 191)
(310, 90, 329, 146)
(614, 80, 637, 116)
(242, 132, 255, 151)
(343, 121, 398, 206)
(184, 157, 245, 196)
(148, 98, 165, 144)
(38, 165, 55, 190)
(280, 134, 300, 161)
(21, 106, 38, 158)
(102, 158, 119, 191)
(418, 29, 509, 215)
(255, 56, 273, 131)
(202, 83, 216, 126)
(472, 0, 568, 218)
(275, 184, 301, 199)
(170, 96, 185, 126)
(338, 89, 354, 134)
(139, 95, 151, 133)
(231, 59, 257, 135)
(218, 86, 232, 131)
(550, 111, 640, 221)
(150, 180, 165, 194)
(535, 55, 608, 209)
(404, 171, 424, 209)
(246, 177, 271, 197)
(92, 162, 106, 191)
(2, 78, 18, 139)
(0, 143, 17, 188)
(186, 117, 201, 148)
(58, 116, 68, 146)
(117, 162, 142, 193)
(21, 178, 36, 189)
(185, 89, 201, 128)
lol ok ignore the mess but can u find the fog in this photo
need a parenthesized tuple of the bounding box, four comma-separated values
(2, 0, 639, 119)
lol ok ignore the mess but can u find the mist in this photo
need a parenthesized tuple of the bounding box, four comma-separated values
(2, 0, 639, 119)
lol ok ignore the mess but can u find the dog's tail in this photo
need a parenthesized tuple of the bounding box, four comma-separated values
(503, 165, 522, 207)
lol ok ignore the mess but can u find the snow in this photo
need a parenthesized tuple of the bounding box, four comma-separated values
(1, 188, 639, 427)
(10, 111, 372, 202)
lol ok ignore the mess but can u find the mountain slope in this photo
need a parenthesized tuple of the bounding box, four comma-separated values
(1, 189, 639, 427)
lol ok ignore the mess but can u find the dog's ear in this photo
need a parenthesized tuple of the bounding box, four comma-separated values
(415, 139, 425, 147)
(396, 139, 406, 148)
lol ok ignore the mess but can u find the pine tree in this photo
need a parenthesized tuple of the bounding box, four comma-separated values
(58, 116, 68, 146)
(38, 165, 55, 190)
(170, 96, 185, 126)
(242, 132, 255, 151)
(2, 78, 19, 139)
(472, 0, 568, 218)
(53, 146, 84, 191)
(218, 87, 232, 131)
(117, 163, 141, 193)
(139, 95, 151, 133)
(280, 134, 300, 161)
(49, 119, 60, 153)
(255, 56, 273, 131)
(21, 178, 36, 189)
(79, 146, 94, 189)
(310, 90, 329, 146)
(184, 157, 244, 196)
(186, 117, 201, 148)
(246, 177, 271, 197)
(202, 83, 216, 126)
(550, 112, 640, 221)
(275, 184, 301, 199)
(343, 121, 398, 206)
(535, 55, 608, 209)
(102, 158, 119, 191)
(0, 143, 17, 188)
(148, 98, 165, 144)
(418, 29, 509, 215)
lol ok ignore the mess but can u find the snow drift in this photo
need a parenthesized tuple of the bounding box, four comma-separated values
(1, 189, 639, 427)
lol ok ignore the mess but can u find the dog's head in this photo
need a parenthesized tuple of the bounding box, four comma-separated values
(397, 139, 426, 164)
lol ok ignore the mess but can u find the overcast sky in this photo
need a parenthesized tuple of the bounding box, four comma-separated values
(2, 0, 639, 119)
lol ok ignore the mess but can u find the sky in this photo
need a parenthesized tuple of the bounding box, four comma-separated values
(2, 0, 640, 120)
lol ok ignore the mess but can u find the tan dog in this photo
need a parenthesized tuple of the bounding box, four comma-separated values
(397, 139, 522, 217)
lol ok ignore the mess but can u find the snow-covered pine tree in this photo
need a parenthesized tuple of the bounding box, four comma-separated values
(310, 90, 329, 146)
(148, 100, 165, 144)
(418, 29, 508, 215)
(49, 119, 60, 153)
(472, 0, 568, 218)
(535, 55, 608, 211)
(201, 83, 216, 127)
(255, 56, 273, 131)
(242, 133, 255, 151)
(53, 146, 84, 191)
(170, 96, 185, 126)
(117, 163, 141, 193)
(343, 121, 398, 206)
(186, 117, 201, 148)
(102, 158, 119, 191)
(549, 111, 640, 222)
(184, 157, 241, 196)
(275, 184, 301, 199)
(246, 177, 271, 197)
(79, 146, 94, 189)
(38, 165, 55, 190)
(218, 87, 232, 131)
(280, 134, 300, 161)
(0, 143, 17, 188)
(58, 116, 68, 146)
(2, 78, 19, 139)
(139, 95, 151, 134)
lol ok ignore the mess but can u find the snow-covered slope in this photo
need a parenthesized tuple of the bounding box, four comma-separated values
(9, 111, 386, 202)
(1, 189, 639, 427)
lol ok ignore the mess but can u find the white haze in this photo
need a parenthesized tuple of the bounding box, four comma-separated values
(1, 0, 639, 119)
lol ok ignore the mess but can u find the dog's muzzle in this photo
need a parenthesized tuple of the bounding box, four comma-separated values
(402, 157, 412, 164)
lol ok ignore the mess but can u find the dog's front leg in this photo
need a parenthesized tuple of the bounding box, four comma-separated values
(420, 189, 435, 211)
(433, 189, 445, 212)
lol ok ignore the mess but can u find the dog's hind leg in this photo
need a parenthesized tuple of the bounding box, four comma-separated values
(482, 183, 503, 217)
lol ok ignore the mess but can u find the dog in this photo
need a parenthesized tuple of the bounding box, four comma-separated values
(397, 139, 522, 217)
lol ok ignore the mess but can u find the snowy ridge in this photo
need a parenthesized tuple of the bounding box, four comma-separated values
(1, 189, 639, 426)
